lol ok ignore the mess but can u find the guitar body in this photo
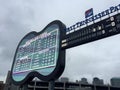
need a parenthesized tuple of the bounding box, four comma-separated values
(11, 20, 66, 85)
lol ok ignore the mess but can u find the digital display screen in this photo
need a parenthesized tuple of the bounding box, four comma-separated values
(12, 24, 60, 82)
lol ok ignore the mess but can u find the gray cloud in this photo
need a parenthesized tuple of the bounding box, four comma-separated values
(62, 35, 120, 83)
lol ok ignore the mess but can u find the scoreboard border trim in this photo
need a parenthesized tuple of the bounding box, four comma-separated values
(11, 20, 66, 85)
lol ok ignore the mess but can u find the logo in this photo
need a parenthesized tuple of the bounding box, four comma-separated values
(85, 8, 93, 18)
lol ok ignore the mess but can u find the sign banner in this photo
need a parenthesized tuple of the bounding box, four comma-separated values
(66, 4, 120, 33)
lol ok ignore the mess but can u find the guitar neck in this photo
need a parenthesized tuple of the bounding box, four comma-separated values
(61, 13, 120, 49)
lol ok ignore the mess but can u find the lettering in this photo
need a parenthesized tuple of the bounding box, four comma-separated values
(67, 4, 120, 32)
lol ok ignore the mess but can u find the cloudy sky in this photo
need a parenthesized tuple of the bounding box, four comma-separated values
(0, 0, 120, 84)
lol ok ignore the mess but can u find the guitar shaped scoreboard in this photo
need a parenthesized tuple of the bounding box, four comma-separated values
(11, 21, 66, 85)
(11, 13, 120, 85)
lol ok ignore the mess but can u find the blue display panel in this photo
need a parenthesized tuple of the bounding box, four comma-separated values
(12, 24, 61, 82)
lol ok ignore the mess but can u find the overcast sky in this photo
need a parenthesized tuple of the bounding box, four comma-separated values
(0, 0, 120, 84)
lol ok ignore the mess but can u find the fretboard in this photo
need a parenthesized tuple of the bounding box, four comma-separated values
(62, 13, 120, 49)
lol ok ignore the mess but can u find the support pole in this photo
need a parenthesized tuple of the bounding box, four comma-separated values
(19, 85, 22, 90)
(22, 83, 28, 90)
(49, 81, 55, 90)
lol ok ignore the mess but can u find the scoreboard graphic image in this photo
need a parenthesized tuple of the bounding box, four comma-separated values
(11, 7, 120, 85)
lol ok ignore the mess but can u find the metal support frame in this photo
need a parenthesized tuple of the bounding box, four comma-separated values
(49, 81, 55, 90)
